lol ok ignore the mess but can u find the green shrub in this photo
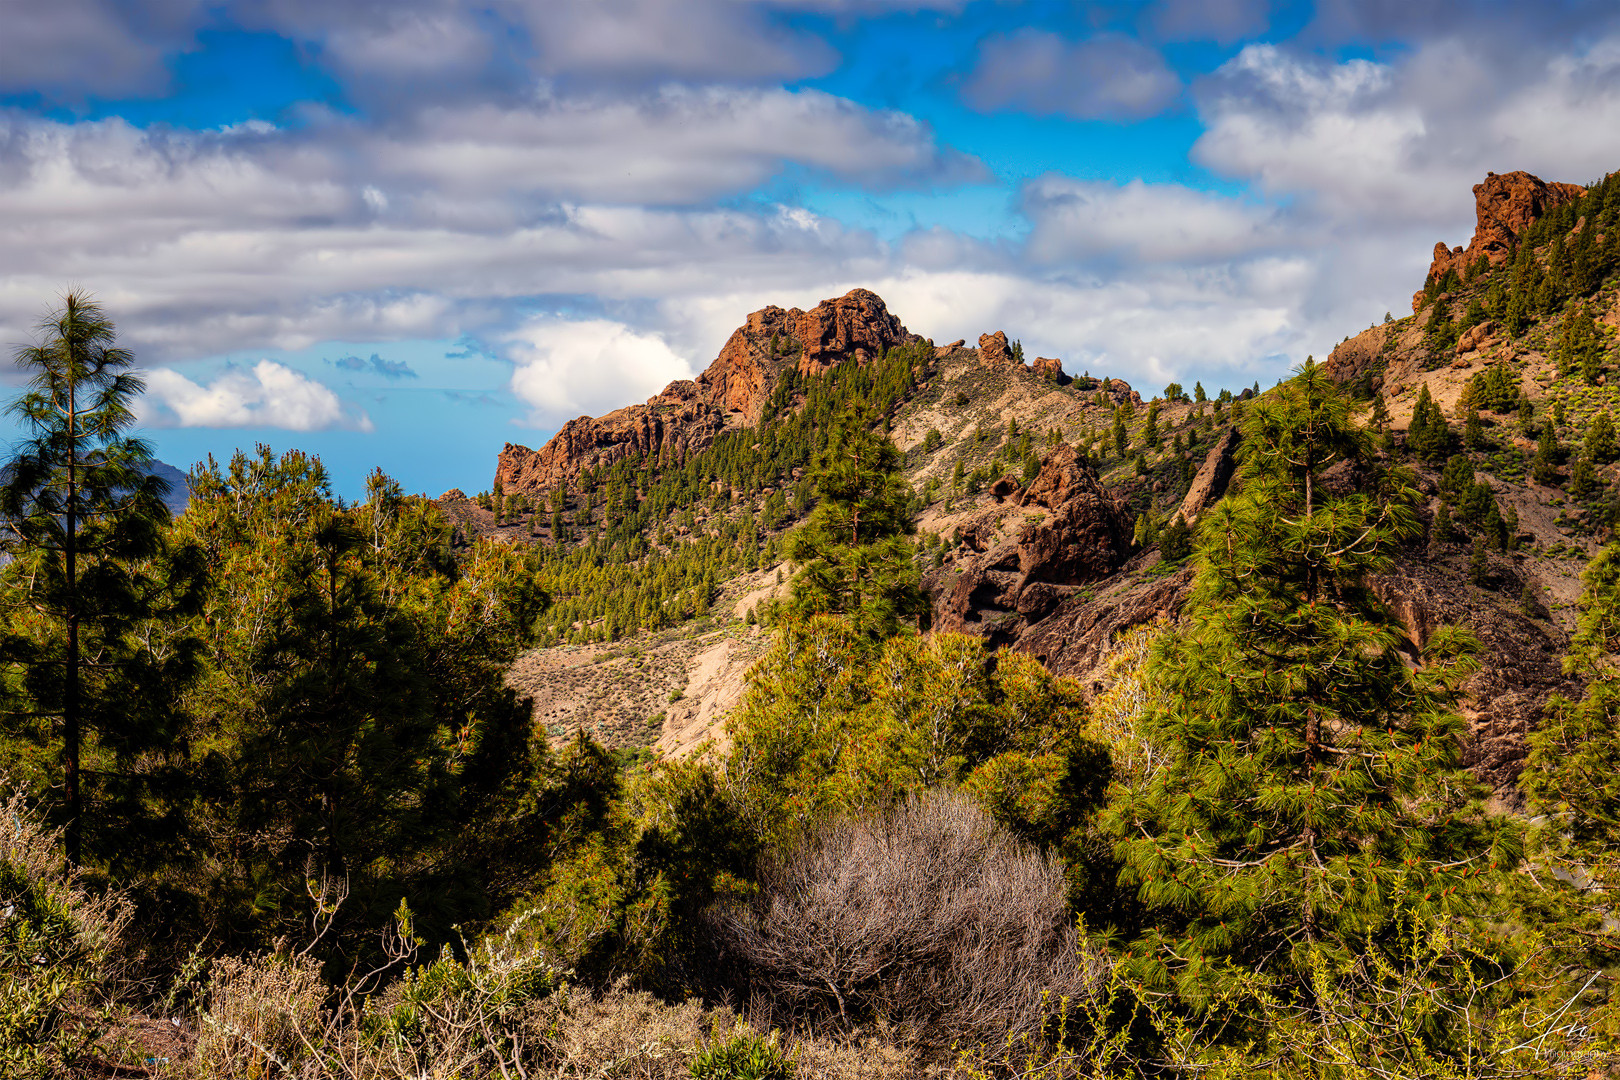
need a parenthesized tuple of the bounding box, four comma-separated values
(689, 1028, 795, 1080)
(0, 784, 131, 1080)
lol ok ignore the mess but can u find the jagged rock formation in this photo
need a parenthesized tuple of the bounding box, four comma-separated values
(1417, 170, 1586, 310)
(495, 289, 919, 495)
(1176, 426, 1240, 526)
(928, 445, 1134, 644)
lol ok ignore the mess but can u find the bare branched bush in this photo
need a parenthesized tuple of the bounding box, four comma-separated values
(706, 790, 1104, 1062)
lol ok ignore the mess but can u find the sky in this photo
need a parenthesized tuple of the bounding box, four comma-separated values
(4, 1, 1620, 497)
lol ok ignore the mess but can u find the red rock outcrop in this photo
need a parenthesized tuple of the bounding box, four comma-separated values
(928, 445, 1134, 644)
(1417, 171, 1586, 310)
(1031, 355, 1065, 382)
(495, 289, 919, 495)
(977, 331, 1018, 370)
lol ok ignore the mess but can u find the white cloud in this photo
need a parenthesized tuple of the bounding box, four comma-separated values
(367, 87, 984, 207)
(963, 31, 1182, 120)
(140, 361, 373, 431)
(1021, 176, 1286, 265)
(506, 318, 695, 422)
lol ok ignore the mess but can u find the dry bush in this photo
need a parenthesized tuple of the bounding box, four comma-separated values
(0, 782, 134, 1079)
(706, 790, 1104, 1062)
(189, 951, 326, 1079)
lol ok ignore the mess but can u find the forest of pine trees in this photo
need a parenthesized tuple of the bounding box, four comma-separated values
(12, 253, 1620, 1078)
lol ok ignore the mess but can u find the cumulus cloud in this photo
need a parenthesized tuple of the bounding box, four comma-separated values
(962, 31, 1181, 120)
(140, 360, 373, 431)
(367, 87, 984, 207)
(0, 0, 202, 98)
(1194, 39, 1620, 224)
(505, 318, 695, 422)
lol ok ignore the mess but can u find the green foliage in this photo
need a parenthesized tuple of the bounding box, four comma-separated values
(1587, 409, 1618, 464)
(689, 1028, 795, 1080)
(1407, 384, 1452, 463)
(783, 408, 925, 640)
(0, 291, 202, 867)
(725, 618, 1107, 851)
(1522, 544, 1620, 965)
(169, 447, 553, 953)
(1159, 516, 1193, 562)
(1141, 403, 1161, 450)
(1533, 420, 1563, 485)
(0, 785, 131, 1079)
(1103, 360, 1515, 1016)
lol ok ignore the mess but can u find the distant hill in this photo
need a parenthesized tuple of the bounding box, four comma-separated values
(141, 460, 190, 516)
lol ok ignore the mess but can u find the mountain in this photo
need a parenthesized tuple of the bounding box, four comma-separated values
(469, 167, 1620, 801)
(141, 459, 191, 516)
(494, 288, 920, 496)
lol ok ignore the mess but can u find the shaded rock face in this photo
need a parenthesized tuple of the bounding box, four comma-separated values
(1176, 426, 1240, 526)
(496, 289, 917, 495)
(1416, 170, 1586, 310)
(928, 445, 1134, 644)
(1015, 561, 1196, 691)
(1368, 560, 1573, 799)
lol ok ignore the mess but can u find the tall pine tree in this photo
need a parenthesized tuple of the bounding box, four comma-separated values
(784, 407, 925, 639)
(0, 292, 199, 866)
(1103, 359, 1515, 1014)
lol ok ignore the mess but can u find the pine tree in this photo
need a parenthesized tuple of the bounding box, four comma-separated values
(1463, 403, 1485, 450)
(0, 292, 199, 866)
(1534, 421, 1563, 486)
(1406, 384, 1451, 463)
(1587, 410, 1618, 464)
(1142, 404, 1161, 450)
(1112, 411, 1129, 458)
(1103, 359, 1511, 1011)
(1522, 545, 1620, 964)
(784, 408, 925, 639)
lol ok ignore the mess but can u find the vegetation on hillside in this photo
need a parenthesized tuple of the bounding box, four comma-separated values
(11, 243, 1620, 1079)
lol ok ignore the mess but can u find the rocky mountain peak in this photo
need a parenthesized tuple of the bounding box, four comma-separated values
(1417, 170, 1587, 310)
(495, 288, 919, 495)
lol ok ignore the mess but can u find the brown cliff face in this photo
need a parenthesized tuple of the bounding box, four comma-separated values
(495, 289, 918, 495)
(1417, 170, 1587, 310)
(927, 445, 1134, 645)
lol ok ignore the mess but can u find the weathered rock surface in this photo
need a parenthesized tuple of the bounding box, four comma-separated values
(496, 289, 918, 495)
(1417, 170, 1586, 309)
(977, 331, 1018, 370)
(928, 445, 1134, 644)
(1014, 560, 1196, 691)
(1031, 355, 1065, 383)
(1368, 559, 1573, 798)
(1176, 426, 1240, 526)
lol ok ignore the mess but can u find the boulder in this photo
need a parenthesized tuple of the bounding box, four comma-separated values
(931, 445, 1133, 643)
(1031, 355, 1065, 382)
(977, 331, 1018, 370)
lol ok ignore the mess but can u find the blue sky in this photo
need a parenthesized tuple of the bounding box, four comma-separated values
(4, 0, 1620, 497)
